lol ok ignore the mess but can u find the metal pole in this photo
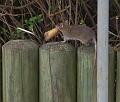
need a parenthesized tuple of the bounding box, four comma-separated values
(97, 0, 109, 102)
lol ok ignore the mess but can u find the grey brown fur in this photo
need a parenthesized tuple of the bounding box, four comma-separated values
(56, 21, 97, 67)
(56, 22, 96, 46)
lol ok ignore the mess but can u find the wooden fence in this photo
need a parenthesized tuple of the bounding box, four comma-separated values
(0, 40, 117, 102)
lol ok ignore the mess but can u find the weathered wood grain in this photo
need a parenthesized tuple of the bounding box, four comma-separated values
(77, 46, 97, 102)
(77, 46, 115, 102)
(39, 42, 77, 102)
(2, 40, 39, 102)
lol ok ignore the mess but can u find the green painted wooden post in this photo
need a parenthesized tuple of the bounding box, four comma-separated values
(77, 46, 97, 102)
(77, 46, 114, 102)
(2, 40, 39, 102)
(39, 42, 77, 102)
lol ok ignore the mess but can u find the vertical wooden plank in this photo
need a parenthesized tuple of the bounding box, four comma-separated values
(77, 46, 97, 102)
(116, 48, 120, 102)
(109, 47, 115, 102)
(77, 46, 114, 102)
(2, 40, 39, 102)
(39, 42, 77, 102)
(97, 0, 109, 101)
(0, 44, 2, 102)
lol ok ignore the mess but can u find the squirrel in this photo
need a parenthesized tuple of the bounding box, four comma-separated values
(55, 21, 97, 69)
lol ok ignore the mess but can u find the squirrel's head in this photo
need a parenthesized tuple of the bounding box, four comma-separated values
(55, 20, 69, 31)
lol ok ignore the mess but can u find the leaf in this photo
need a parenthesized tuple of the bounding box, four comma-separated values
(29, 25, 33, 31)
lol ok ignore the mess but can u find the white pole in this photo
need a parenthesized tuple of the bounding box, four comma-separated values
(97, 0, 109, 102)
